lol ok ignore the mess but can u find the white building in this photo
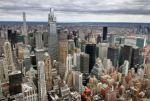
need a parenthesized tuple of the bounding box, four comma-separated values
(3, 41, 15, 71)
(96, 43, 109, 60)
(22, 80, 37, 101)
(73, 71, 83, 94)
(37, 61, 47, 101)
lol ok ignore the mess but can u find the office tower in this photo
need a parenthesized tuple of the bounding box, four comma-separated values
(96, 43, 109, 59)
(3, 41, 15, 71)
(107, 46, 119, 67)
(73, 50, 81, 71)
(119, 45, 132, 67)
(0, 80, 2, 97)
(0, 59, 4, 81)
(73, 71, 83, 94)
(85, 44, 96, 73)
(136, 37, 146, 48)
(37, 61, 47, 101)
(48, 8, 59, 61)
(103, 27, 108, 41)
(35, 31, 45, 62)
(30, 52, 37, 69)
(66, 54, 73, 73)
(3, 58, 8, 80)
(23, 47, 31, 72)
(23, 12, 28, 45)
(59, 40, 68, 64)
(43, 52, 52, 91)
(68, 39, 75, 54)
(0, 30, 7, 56)
(121, 60, 129, 76)
(22, 80, 37, 101)
(9, 71, 22, 96)
(80, 52, 89, 74)
(96, 34, 101, 43)
(131, 47, 143, 71)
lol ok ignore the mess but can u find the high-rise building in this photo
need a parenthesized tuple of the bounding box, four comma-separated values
(85, 44, 96, 73)
(107, 46, 119, 67)
(80, 52, 89, 74)
(131, 47, 143, 69)
(23, 47, 31, 72)
(136, 37, 146, 48)
(0, 58, 5, 81)
(103, 27, 108, 41)
(73, 49, 81, 71)
(3, 41, 15, 71)
(0, 30, 7, 56)
(43, 52, 52, 91)
(66, 54, 73, 73)
(37, 61, 47, 101)
(59, 40, 68, 64)
(73, 71, 83, 94)
(119, 45, 132, 67)
(22, 79, 38, 101)
(48, 8, 59, 61)
(22, 12, 28, 45)
(68, 39, 75, 54)
(35, 30, 45, 62)
(121, 60, 129, 76)
(9, 71, 22, 96)
(96, 43, 109, 59)
(0, 80, 2, 97)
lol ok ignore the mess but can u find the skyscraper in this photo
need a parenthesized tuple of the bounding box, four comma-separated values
(66, 54, 73, 73)
(0, 58, 4, 81)
(37, 61, 47, 101)
(119, 45, 132, 67)
(73, 71, 83, 94)
(58, 40, 68, 77)
(9, 71, 22, 96)
(73, 49, 81, 71)
(85, 44, 96, 73)
(107, 46, 119, 67)
(23, 12, 28, 45)
(35, 30, 45, 62)
(3, 41, 15, 71)
(48, 8, 59, 61)
(68, 39, 75, 54)
(96, 43, 109, 59)
(80, 52, 89, 74)
(131, 47, 142, 69)
(103, 27, 108, 41)
(121, 60, 129, 76)
(43, 52, 52, 91)
(59, 40, 68, 64)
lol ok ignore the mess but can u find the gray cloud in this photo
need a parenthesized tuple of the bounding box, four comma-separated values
(0, 0, 149, 14)
(0, 0, 150, 21)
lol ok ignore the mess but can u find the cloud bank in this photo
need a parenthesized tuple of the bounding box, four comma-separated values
(0, 0, 150, 22)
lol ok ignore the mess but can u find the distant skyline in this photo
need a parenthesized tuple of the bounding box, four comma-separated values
(0, 0, 150, 22)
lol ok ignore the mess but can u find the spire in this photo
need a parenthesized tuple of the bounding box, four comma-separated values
(50, 8, 54, 17)
(23, 12, 28, 44)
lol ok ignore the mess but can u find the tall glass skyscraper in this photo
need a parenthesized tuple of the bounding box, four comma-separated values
(48, 8, 59, 61)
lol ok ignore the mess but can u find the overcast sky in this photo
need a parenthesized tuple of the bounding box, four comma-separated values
(0, 0, 150, 22)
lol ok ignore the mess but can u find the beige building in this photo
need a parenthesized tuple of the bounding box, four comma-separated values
(43, 52, 53, 91)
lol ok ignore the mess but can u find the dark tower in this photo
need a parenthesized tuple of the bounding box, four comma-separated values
(103, 27, 107, 41)
(85, 44, 96, 73)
